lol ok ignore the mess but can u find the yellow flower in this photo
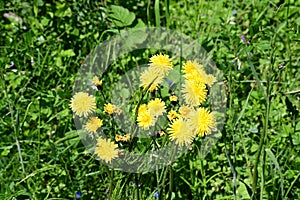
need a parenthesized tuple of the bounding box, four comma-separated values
(92, 76, 102, 87)
(149, 53, 173, 76)
(167, 118, 195, 146)
(183, 60, 216, 86)
(189, 107, 216, 136)
(123, 134, 131, 142)
(169, 95, 178, 102)
(185, 71, 206, 84)
(147, 98, 166, 117)
(183, 60, 204, 74)
(140, 68, 163, 92)
(137, 110, 154, 130)
(115, 134, 123, 142)
(85, 117, 103, 133)
(104, 103, 117, 115)
(70, 92, 96, 117)
(138, 104, 147, 115)
(205, 74, 217, 86)
(168, 110, 180, 121)
(115, 134, 130, 142)
(182, 80, 207, 106)
(94, 137, 119, 163)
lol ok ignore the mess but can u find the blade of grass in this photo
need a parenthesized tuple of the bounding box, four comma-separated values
(154, 0, 161, 27)
(164, 0, 170, 28)
(244, 45, 270, 198)
(265, 149, 285, 199)
(284, 173, 300, 198)
(244, 46, 267, 101)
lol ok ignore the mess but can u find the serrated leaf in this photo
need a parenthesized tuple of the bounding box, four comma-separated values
(108, 5, 135, 27)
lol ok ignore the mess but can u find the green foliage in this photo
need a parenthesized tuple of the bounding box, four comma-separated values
(0, 0, 299, 199)
(108, 5, 136, 28)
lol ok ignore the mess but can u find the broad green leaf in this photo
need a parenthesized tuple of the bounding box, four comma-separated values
(120, 88, 130, 99)
(108, 5, 135, 27)
(60, 49, 75, 57)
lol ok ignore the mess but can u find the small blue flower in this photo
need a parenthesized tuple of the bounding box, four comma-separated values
(166, 80, 172, 86)
(154, 191, 159, 199)
(232, 9, 237, 15)
(241, 35, 247, 43)
(75, 191, 82, 199)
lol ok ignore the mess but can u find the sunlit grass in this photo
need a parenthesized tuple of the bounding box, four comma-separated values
(0, 0, 299, 199)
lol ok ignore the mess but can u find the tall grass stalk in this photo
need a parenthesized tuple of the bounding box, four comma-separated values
(245, 48, 270, 199)
(154, 0, 161, 27)
(0, 76, 26, 175)
(164, 0, 170, 28)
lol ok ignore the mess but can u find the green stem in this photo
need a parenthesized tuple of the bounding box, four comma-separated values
(161, 166, 169, 199)
(105, 166, 114, 199)
(135, 174, 141, 200)
(169, 166, 173, 199)
(164, 0, 170, 28)
(252, 82, 270, 198)
(200, 159, 207, 197)
(260, 150, 266, 200)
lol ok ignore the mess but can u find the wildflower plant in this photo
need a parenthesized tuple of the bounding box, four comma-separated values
(70, 28, 226, 173)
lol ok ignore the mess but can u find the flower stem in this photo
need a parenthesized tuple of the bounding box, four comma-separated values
(168, 166, 173, 198)
(251, 75, 270, 198)
(135, 174, 141, 200)
(105, 166, 114, 199)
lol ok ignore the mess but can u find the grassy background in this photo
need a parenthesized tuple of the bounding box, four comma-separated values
(1, 0, 299, 199)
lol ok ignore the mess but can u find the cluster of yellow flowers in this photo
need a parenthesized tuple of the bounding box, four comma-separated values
(181, 61, 216, 106)
(70, 81, 121, 163)
(138, 54, 217, 146)
(70, 53, 217, 164)
(104, 103, 122, 115)
(137, 98, 166, 130)
(140, 54, 173, 92)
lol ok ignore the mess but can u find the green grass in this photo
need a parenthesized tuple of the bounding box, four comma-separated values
(1, 0, 299, 199)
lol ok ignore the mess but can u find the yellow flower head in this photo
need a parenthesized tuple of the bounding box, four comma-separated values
(169, 95, 178, 102)
(115, 134, 131, 142)
(85, 117, 103, 133)
(149, 53, 173, 76)
(95, 137, 119, 163)
(138, 104, 147, 115)
(168, 110, 180, 121)
(92, 76, 102, 87)
(183, 60, 216, 86)
(185, 71, 206, 84)
(189, 107, 216, 136)
(104, 103, 117, 115)
(70, 92, 96, 117)
(147, 98, 166, 117)
(183, 60, 204, 74)
(137, 110, 154, 130)
(123, 134, 131, 142)
(115, 134, 123, 142)
(140, 68, 163, 92)
(182, 80, 207, 106)
(167, 118, 195, 146)
(205, 74, 217, 87)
